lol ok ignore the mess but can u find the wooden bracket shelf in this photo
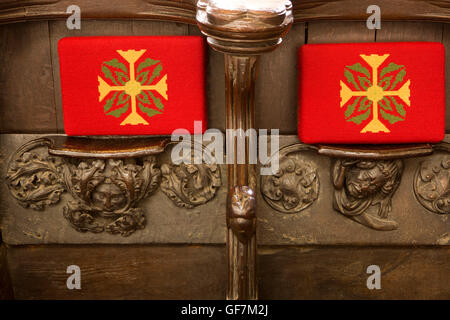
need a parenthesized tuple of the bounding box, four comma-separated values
(44, 135, 170, 159)
(317, 143, 434, 159)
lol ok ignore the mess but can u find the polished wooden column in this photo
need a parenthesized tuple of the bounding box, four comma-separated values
(197, 0, 293, 300)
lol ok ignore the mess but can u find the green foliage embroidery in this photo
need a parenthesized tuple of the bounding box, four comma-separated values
(380, 96, 392, 111)
(137, 58, 160, 74)
(390, 69, 406, 90)
(380, 109, 404, 124)
(379, 62, 404, 79)
(390, 96, 406, 117)
(341, 56, 409, 131)
(344, 69, 360, 90)
(138, 103, 162, 117)
(345, 97, 360, 118)
(358, 96, 372, 112)
(379, 76, 392, 90)
(137, 92, 150, 104)
(137, 70, 149, 85)
(104, 58, 128, 73)
(347, 109, 371, 125)
(358, 76, 371, 90)
(115, 71, 129, 85)
(103, 92, 119, 112)
(117, 91, 129, 105)
(102, 65, 118, 85)
(148, 64, 163, 85)
(107, 103, 129, 118)
(149, 91, 164, 110)
(346, 63, 371, 79)
(101, 52, 166, 122)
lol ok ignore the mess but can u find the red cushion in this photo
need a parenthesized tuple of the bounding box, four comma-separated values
(298, 42, 445, 144)
(59, 36, 206, 135)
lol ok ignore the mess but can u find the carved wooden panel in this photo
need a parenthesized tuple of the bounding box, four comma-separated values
(1, 134, 226, 244)
(257, 135, 450, 246)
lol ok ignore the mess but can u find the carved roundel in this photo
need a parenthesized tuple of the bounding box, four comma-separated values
(261, 144, 319, 213)
(414, 157, 450, 214)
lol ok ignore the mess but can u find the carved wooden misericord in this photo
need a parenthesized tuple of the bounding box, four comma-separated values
(5, 136, 221, 236)
(260, 142, 450, 232)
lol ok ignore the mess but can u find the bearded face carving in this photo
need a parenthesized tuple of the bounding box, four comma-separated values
(333, 159, 404, 231)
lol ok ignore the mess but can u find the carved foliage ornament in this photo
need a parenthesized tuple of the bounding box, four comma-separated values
(414, 156, 450, 214)
(159, 141, 222, 208)
(261, 144, 319, 214)
(6, 138, 221, 236)
(161, 163, 221, 208)
(333, 159, 403, 231)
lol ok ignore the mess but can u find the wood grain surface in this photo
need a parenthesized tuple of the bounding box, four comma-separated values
(7, 244, 226, 300)
(256, 23, 306, 133)
(0, 243, 13, 299)
(0, 21, 57, 133)
(258, 246, 450, 299)
(6, 244, 449, 300)
(1, 0, 449, 25)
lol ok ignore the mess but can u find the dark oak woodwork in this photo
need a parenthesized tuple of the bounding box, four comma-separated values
(6, 244, 450, 300)
(1, 0, 449, 25)
(46, 135, 170, 158)
(292, 0, 450, 23)
(258, 246, 450, 300)
(7, 244, 226, 300)
(197, 0, 293, 300)
(0, 21, 57, 133)
(0, 243, 13, 299)
(317, 143, 433, 159)
(0, 0, 449, 301)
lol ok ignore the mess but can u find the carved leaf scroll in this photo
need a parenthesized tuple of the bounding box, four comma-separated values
(414, 156, 450, 214)
(261, 144, 319, 213)
(160, 141, 221, 208)
(6, 138, 65, 210)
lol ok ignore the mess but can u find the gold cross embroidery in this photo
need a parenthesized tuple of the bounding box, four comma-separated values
(98, 49, 168, 125)
(340, 54, 410, 133)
